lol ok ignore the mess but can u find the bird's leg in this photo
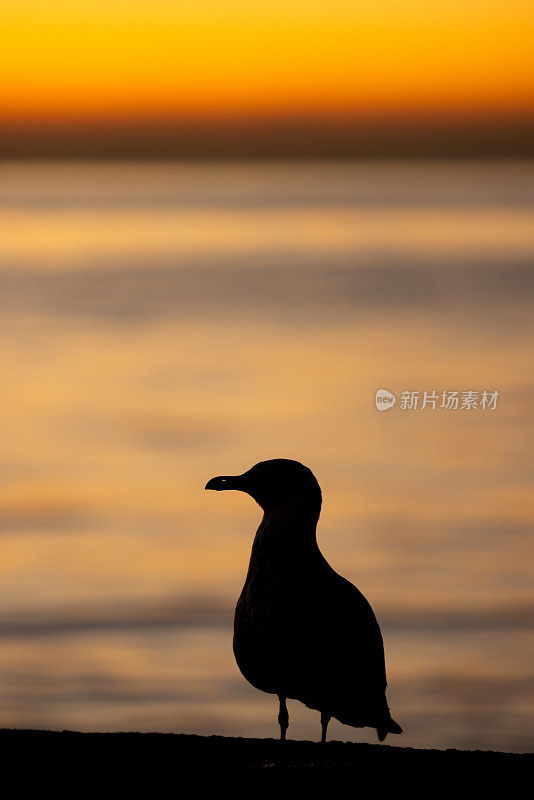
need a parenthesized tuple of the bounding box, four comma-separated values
(320, 710, 331, 744)
(277, 695, 289, 741)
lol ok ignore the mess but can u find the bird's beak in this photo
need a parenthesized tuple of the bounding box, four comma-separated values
(205, 474, 248, 492)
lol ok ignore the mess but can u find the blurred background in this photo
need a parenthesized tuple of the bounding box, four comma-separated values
(1, 2, 533, 752)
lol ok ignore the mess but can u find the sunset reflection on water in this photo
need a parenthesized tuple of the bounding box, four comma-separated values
(1, 161, 533, 751)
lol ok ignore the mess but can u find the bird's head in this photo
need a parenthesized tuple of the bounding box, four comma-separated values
(205, 458, 322, 515)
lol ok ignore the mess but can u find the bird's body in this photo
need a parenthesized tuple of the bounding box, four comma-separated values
(206, 459, 402, 742)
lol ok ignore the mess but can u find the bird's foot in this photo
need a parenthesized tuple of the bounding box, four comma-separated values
(320, 711, 331, 744)
(277, 695, 289, 742)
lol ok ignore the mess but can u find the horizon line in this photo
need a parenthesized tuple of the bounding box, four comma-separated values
(2, 115, 534, 159)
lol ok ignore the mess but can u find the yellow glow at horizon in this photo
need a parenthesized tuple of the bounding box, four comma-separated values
(2, 0, 534, 119)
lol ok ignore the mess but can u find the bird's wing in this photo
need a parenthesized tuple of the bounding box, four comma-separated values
(296, 560, 388, 700)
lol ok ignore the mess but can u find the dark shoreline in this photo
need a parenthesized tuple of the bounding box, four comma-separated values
(2, 729, 532, 787)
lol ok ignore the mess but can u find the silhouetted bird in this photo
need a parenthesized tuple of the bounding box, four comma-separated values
(205, 458, 402, 743)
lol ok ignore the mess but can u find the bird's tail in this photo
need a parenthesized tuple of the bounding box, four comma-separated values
(377, 718, 403, 742)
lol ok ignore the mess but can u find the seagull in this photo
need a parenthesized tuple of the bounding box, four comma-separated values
(205, 458, 402, 743)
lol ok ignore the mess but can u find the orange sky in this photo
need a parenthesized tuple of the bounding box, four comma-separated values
(2, 0, 534, 123)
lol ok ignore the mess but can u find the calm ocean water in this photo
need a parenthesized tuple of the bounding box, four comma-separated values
(0, 161, 533, 751)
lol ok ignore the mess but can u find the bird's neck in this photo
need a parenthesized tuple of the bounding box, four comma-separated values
(250, 502, 321, 565)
